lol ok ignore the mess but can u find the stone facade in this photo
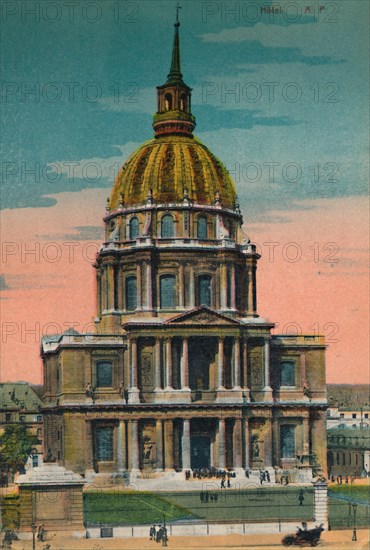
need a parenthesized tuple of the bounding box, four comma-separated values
(41, 20, 327, 481)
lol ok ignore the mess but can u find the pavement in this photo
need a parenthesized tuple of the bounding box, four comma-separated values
(6, 529, 370, 550)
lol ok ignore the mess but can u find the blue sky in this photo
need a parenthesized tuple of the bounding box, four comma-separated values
(1, 0, 369, 220)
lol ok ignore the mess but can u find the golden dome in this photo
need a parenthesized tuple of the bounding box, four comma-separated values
(110, 135, 237, 210)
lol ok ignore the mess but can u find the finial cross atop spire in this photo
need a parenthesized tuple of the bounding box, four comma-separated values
(176, 3, 182, 25)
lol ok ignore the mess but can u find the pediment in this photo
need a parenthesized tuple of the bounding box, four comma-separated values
(165, 307, 240, 326)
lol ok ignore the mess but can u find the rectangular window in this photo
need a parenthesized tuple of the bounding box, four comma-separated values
(20, 415, 26, 422)
(342, 453, 346, 465)
(280, 361, 295, 386)
(365, 413, 369, 419)
(340, 413, 344, 418)
(32, 454, 39, 467)
(5, 413, 11, 422)
(96, 427, 114, 461)
(96, 361, 113, 387)
(280, 425, 295, 458)
(352, 413, 357, 419)
(160, 275, 175, 308)
(36, 415, 42, 422)
(336, 452, 340, 465)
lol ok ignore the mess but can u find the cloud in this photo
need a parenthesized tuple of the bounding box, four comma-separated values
(37, 226, 104, 242)
(0, 275, 9, 290)
(1, 274, 64, 290)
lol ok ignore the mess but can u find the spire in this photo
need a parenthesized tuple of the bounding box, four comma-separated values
(166, 4, 183, 85)
(153, 5, 196, 138)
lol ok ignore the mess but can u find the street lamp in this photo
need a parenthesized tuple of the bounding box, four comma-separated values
(352, 503, 357, 542)
(31, 522, 37, 550)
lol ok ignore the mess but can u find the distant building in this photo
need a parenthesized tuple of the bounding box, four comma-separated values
(0, 382, 44, 468)
(327, 427, 370, 477)
(327, 385, 370, 429)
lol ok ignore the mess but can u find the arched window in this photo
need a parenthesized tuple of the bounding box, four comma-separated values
(280, 361, 295, 386)
(280, 425, 295, 458)
(180, 94, 187, 112)
(125, 276, 137, 311)
(197, 275, 212, 307)
(160, 275, 176, 308)
(129, 217, 139, 239)
(197, 216, 207, 239)
(161, 215, 174, 238)
(164, 93, 172, 110)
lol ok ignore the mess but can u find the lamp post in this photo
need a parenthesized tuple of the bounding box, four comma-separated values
(31, 522, 37, 550)
(352, 503, 357, 542)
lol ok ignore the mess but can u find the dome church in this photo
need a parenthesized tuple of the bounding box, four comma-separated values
(42, 16, 327, 481)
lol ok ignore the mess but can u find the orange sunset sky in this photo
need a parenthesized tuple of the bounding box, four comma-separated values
(1, 190, 369, 385)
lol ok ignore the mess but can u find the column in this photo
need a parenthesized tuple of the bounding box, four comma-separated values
(189, 266, 195, 307)
(264, 338, 272, 390)
(247, 266, 253, 315)
(272, 416, 279, 467)
(85, 421, 94, 472)
(218, 418, 226, 469)
(264, 418, 273, 467)
(156, 419, 164, 471)
(164, 419, 174, 470)
(302, 416, 310, 454)
(243, 417, 250, 469)
(180, 338, 190, 390)
(232, 337, 241, 389)
(117, 420, 127, 471)
(300, 351, 306, 387)
(217, 337, 225, 390)
(230, 265, 236, 310)
(129, 419, 140, 472)
(179, 264, 184, 308)
(311, 411, 328, 476)
(165, 338, 173, 390)
(154, 338, 162, 391)
(252, 264, 257, 314)
(128, 339, 140, 403)
(107, 265, 115, 310)
(233, 418, 242, 468)
(136, 262, 142, 310)
(182, 419, 191, 470)
(119, 268, 124, 310)
(220, 263, 227, 309)
(242, 337, 250, 392)
(146, 262, 153, 310)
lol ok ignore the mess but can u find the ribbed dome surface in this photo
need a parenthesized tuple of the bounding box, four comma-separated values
(110, 135, 237, 209)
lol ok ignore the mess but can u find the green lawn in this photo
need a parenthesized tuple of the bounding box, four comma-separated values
(84, 487, 314, 526)
(328, 485, 370, 529)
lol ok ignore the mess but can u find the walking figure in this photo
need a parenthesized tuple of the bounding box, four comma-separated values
(298, 488, 304, 506)
(150, 525, 156, 540)
(37, 525, 45, 542)
(220, 478, 225, 489)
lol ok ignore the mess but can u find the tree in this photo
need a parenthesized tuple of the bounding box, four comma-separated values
(0, 424, 38, 475)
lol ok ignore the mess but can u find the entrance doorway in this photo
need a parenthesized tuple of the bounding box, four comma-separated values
(190, 435, 211, 469)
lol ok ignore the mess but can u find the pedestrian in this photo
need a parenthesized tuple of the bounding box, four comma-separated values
(266, 470, 270, 482)
(162, 525, 168, 547)
(227, 479, 231, 488)
(221, 478, 225, 489)
(150, 525, 156, 540)
(37, 525, 45, 542)
(298, 488, 304, 506)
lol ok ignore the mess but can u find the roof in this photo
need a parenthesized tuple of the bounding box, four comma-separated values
(109, 135, 237, 210)
(327, 384, 370, 408)
(0, 382, 43, 411)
